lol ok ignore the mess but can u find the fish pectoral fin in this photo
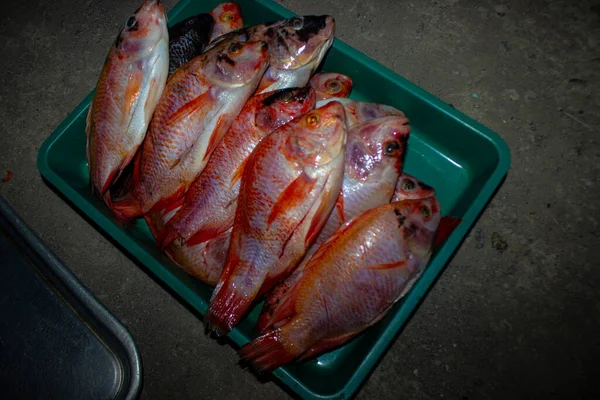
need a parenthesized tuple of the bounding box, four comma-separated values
(203, 113, 229, 162)
(304, 173, 336, 247)
(168, 145, 194, 170)
(334, 188, 345, 222)
(122, 70, 144, 125)
(268, 171, 316, 226)
(229, 157, 248, 189)
(167, 91, 214, 126)
(367, 260, 408, 271)
(144, 74, 164, 117)
(148, 185, 187, 215)
(186, 219, 233, 247)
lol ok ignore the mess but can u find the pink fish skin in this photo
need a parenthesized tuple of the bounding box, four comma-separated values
(209, 2, 244, 42)
(257, 115, 411, 332)
(240, 198, 441, 372)
(86, 0, 168, 203)
(205, 101, 348, 336)
(317, 97, 406, 127)
(157, 86, 317, 250)
(309, 72, 353, 100)
(110, 38, 269, 220)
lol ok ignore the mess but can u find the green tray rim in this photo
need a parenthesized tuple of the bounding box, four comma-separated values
(36, 0, 511, 399)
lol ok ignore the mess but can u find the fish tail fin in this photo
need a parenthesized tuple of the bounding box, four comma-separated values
(204, 278, 253, 336)
(110, 192, 144, 220)
(239, 329, 300, 373)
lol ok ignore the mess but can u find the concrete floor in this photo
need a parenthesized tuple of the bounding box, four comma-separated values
(1, 0, 599, 398)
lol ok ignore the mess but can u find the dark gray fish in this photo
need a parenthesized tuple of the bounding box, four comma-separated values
(168, 13, 214, 75)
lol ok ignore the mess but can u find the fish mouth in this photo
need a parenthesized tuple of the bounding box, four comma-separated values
(301, 34, 334, 70)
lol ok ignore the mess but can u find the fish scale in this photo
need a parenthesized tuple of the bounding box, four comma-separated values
(240, 198, 441, 372)
(110, 36, 269, 220)
(257, 115, 412, 332)
(205, 101, 347, 336)
(86, 0, 168, 203)
(157, 87, 316, 251)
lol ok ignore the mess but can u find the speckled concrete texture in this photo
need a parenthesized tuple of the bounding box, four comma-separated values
(1, 0, 599, 398)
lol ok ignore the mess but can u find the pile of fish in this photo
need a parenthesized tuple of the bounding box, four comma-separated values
(86, 0, 460, 373)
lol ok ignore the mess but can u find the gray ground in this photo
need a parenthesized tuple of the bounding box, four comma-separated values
(1, 0, 599, 398)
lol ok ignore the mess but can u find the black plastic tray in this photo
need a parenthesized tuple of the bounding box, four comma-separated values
(0, 195, 142, 400)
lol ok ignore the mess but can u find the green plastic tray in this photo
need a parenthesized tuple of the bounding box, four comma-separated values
(37, 0, 511, 398)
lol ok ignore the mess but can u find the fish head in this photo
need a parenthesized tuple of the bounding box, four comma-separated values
(345, 116, 410, 183)
(203, 39, 269, 87)
(393, 173, 436, 201)
(392, 197, 441, 258)
(115, 0, 168, 58)
(255, 87, 316, 135)
(261, 15, 335, 71)
(283, 101, 347, 167)
(310, 72, 353, 100)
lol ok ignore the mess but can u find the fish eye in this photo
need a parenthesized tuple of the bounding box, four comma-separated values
(402, 179, 415, 191)
(419, 205, 431, 218)
(280, 91, 293, 103)
(326, 79, 342, 94)
(306, 114, 320, 126)
(291, 18, 303, 30)
(221, 12, 234, 21)
(229, 42, 243, 54)
(126, 16, 137, 29)
(384, 141, 401, 156)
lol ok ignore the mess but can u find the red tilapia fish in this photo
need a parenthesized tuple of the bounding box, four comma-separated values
(258, 115, 411, 332)
(158, 86, 317, 250)
(111, 38, 269, 220)
(309, 72, 353, 100)
(208, 16, 335, 94)
(241, 198, 441, 372)
(86, 0, 168, 203)
(205, 101, 348, 335)
(209, 2, 244, 42)
(317, 97, 405, 127)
